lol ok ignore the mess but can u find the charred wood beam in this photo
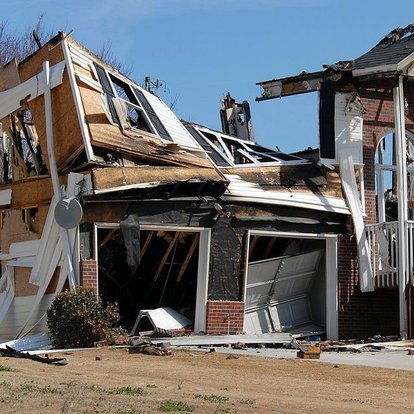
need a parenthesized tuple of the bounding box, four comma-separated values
(256, 71, 323, 101)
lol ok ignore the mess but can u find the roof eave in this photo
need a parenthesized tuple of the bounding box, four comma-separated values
(352, 64, 400, 77)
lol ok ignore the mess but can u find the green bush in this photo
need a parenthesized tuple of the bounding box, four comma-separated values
(47, 287, 119, 348)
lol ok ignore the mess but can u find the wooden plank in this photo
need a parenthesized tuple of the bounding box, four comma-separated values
(18, 38, 65, 82)
(140, 230, 154, 261)
(92, 166, 226, 193)
(99, 228, 119, 248)
(0, 59, 20, 92)
(82, 202, 129, 223)
(176, 233, 199, 283)
(153, 232, 179, 283)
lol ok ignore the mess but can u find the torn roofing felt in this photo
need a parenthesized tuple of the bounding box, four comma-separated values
(120, 210, 140, 267)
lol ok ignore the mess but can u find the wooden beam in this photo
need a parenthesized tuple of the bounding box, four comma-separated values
(139, 230, 154, 262)
(153, 232, 179, 283)
(99, 228, 119, 249)
(249, 235, 258, 260)
(176, 233, 199, 283)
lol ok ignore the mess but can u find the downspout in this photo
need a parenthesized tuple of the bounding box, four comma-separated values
(44, 61, 76, 291)
(393, 75, 408, 339)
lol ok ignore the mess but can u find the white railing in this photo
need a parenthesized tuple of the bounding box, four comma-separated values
(365, 221, 414, 288)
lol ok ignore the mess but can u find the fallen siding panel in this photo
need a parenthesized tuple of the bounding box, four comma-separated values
(222, 174, 349, 214)
(0, 61, 65, 120)
(0, 294, 54, 339)
(0, 268, 15, 330)
(339, 152, 374, 292)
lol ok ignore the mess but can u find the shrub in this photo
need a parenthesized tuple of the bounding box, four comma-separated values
(47, 287, 119, 348)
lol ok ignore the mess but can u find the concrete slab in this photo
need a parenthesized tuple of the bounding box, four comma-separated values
(188, 346, 414, 371)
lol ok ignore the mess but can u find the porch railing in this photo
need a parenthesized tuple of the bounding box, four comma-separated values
(365, 221, 414, 288)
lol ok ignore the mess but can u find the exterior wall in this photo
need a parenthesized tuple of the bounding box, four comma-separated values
(80, 259, 98, 292)
(205, 300, 244, 334)
(337, 85, 414, 339)
(337, 234, 399, 338)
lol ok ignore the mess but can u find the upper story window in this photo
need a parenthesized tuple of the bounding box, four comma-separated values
(94, 63, 172, 141)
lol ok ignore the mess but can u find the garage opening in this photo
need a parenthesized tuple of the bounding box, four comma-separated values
(97, 227, 204, 332)
(245, 233, 331, 338)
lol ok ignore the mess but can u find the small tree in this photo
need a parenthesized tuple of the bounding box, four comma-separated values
(47, 287, 119, 348)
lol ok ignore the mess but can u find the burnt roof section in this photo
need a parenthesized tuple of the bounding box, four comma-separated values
(351, 24, 414, 72)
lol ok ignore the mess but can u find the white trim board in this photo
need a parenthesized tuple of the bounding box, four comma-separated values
(0, 61, 65, 120)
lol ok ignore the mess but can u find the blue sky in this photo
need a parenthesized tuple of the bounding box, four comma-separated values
(4, 1, 414, 152)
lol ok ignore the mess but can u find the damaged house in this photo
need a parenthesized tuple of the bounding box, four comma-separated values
(1, 26, 413, 343)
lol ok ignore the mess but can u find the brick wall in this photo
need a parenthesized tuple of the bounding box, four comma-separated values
(80, 259, 98, 292)
(338, 234, 399, 339)
(205, 300, 244, 334)
(336, 86, 412, 339)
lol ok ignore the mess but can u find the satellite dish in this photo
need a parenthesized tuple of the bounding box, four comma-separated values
(54, 197, 83, 229)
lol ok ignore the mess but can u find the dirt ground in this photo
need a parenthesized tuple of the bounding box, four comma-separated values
(1, 347, 414, 414)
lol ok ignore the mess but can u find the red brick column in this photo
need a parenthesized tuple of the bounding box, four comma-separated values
(205, 300, 244, 334)
(79, 259, 98, 292)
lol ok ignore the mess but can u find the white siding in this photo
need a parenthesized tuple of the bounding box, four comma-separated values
(333, 92, 364, 164)
(0, 294, 54, 340)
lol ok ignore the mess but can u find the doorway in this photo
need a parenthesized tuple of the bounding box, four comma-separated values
(96, 224, 210, 333)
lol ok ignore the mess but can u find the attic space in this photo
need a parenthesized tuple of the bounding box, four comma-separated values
(245, 233, 327, 337)
(97, 228, 200, 330)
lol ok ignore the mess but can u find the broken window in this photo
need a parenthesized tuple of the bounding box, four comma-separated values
(190, 126, 308, 168)
(0, 110, 46, 183)
(94, 63, 172, 141)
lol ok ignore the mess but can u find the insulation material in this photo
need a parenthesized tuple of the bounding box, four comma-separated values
(0, 61, 65, 120)
(339, 152, 374, 292)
